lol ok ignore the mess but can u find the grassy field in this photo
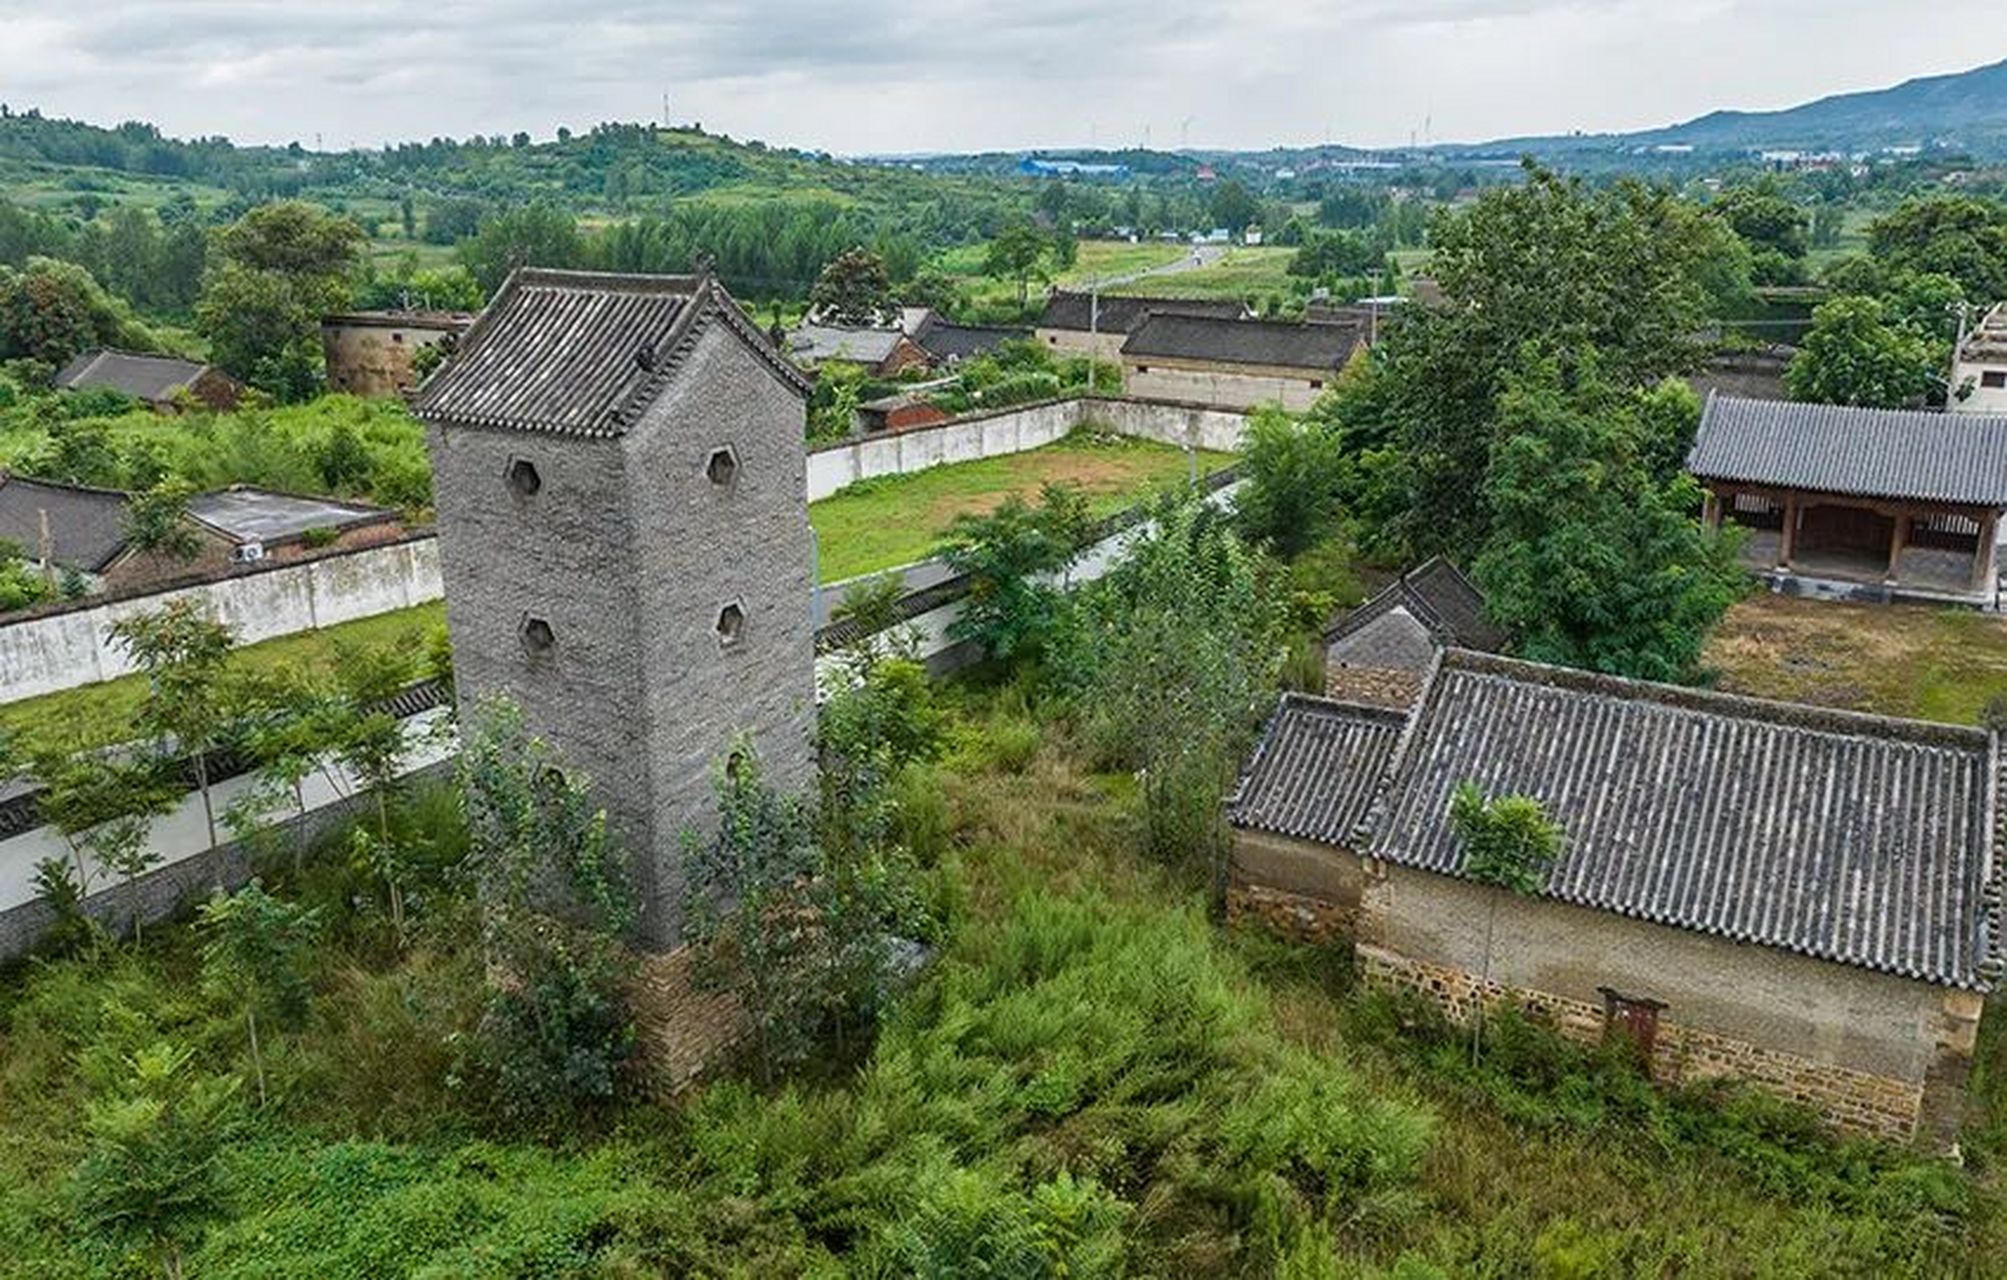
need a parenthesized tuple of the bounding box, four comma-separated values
(0, 684, 1996, 1275)
(1121, 246, 1297, 302)
(0, 433, 1230, 752)
(1703, 593, 2007, 724)
(813, 432, 1231, 583)
(933, 239, 1191, 314)
(0, 603, 445, 753)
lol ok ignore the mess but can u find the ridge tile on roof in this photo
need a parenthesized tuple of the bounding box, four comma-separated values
(1687, 395, 2007, 507)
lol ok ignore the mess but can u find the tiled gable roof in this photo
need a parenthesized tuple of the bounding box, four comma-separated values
(53, 350, 217, 403)
(911, 315, 1028, 361)
(414, 269, 808, 437)
(1229, 695, 1409, 846)
(787, 325, 908, 365)
(1121, 314, 1364, 372)
(0, 473, 132, 572)
(1038, 291, 1247, 333)
(1688, 394, 2007, 507)
(1325, 557, 1508, 653)
(1231, 649, 2005, 991)
(1373, 651, 2002, 990)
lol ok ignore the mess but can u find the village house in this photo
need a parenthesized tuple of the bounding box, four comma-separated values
(1688, 395, 2007, 604)
(1120, 313, 1366, 411)
(52, 350, 241, 412)
(854, 390, 951, 435)
(1034, 291, 1249, 362)
(1324, 557, 1508, 708)
(785, 324, 932, 378)
(1952, 303, 2007, 414)
(1228, 646, 2000, 1146)
(322, 309, 474, 398)
(0, 474, 402, 596)
(416, 268, 818, 949)
(905, 311, 1028, 364)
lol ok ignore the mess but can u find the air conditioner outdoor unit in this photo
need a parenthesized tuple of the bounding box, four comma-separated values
(233, 541, 266, 563)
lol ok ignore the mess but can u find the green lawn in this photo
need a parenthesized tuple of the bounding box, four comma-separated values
(0, 602, 445, 754)
(811, 433, 1232, 584)
(1704, 593, 2007, 724)
(1121, 246, 1297, 302)
(0, 434, 1231, 751)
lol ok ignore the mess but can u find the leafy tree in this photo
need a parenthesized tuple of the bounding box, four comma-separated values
(122, 478, 202, 564)
(1711, 182, 1808, 263)
(939, 484, 1095, 663)
(0, 256, 153, 366)
(1208, 179, 1260, 235)
(0, 535, 53, 611)
(111, 600, 238, 848)
(809, 246, 896, 326)
(985, 222, 1052, 315)
(28, 748, 180, 942)
(900, 268, 965, 317)
(1236, 406, 1349, 558)
(70, 1041, 240, 1280)
(196, 201, 364, 399)
(1787, 295, 1941, 408)
(197, 880, 321, 1105)
(1449, 781, 1562, 1062)
(1472, 349, 1742, 683)
(313, 420, 373, 492)
(458, 696, 637, 1121)
(1868, 195, 2007, 303)
(1367, 161, 1743, 559)
(1064, 498, 1286, 875)
(458, 203, 583, 294)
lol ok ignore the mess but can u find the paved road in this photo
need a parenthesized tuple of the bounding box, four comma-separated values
(1085, 242, 1228, 289)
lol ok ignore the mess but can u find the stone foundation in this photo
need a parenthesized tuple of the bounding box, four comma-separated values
(1357, 946, 1926, 1143)
(1226, 883, 1353, 943)
(626, 946, 751, 1100)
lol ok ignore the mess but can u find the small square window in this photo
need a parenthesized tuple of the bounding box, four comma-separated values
(1982, 370, 2007, 389)
(1309, 380, 1324, 390)
(1136, 365, 1150, 374)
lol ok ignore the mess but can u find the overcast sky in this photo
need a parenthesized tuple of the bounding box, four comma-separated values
(0, 1, 2000, 155)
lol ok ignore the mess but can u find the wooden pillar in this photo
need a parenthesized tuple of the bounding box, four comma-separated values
(1886, 512, 1910, 583)
(1777, 493, 1799, 569)
(1974, 511, 2000, 595)
(1702, 491, 1722, 531)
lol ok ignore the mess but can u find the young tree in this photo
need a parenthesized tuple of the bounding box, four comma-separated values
(29, 748, 180, 943)
(1235, 406, 1349, 558)
(122, 478, 202, 565)
(1472, 349, 1743, 684)
(458, 697, 637, 1120)
(1448, 781, 1561, 1062)
(1065, 498, 1286, 877)
(985, 222, 1052, 315)
(809, 246, 896, 327)
(111, 600, 238, 850)
(1786, 294, 1942, 408)
(71, 1041, 240, 1280)
(197, 881, 321, 1105)
(939, 483, 1095, 664)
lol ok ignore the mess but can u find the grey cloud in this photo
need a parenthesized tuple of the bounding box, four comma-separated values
(0, 0, 1996, 153)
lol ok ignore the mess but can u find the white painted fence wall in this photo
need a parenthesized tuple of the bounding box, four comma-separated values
(0, 538, 443, 704)
(807, 396, 1246, 501)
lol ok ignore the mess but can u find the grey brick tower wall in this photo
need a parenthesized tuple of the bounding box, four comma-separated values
(418, 270, 816, 947)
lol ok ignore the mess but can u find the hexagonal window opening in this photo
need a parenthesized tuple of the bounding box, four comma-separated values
(520, 616, 556, 654)
(706, 446, 739, 487)
(508, 458, 542, 496)
(715, 602, 746, 648)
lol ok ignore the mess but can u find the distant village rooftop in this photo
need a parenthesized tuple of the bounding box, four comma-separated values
(1038, 291, 1247, 334)
(52, 349, 238, 409)
(1120, 313, 1365, 373)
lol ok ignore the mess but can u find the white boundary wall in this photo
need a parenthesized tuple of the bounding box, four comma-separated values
(0, 538, 443, 704)
(807, 396, 1246, 501)
(1, 398, 1242, 705)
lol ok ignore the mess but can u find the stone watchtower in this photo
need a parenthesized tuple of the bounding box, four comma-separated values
(416, 269, 818, 947)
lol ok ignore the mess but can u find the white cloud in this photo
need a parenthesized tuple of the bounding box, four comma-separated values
(0, 0, 1998, 153)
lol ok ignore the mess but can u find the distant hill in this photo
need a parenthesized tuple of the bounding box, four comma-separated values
(1460, 57, 2007, 158)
